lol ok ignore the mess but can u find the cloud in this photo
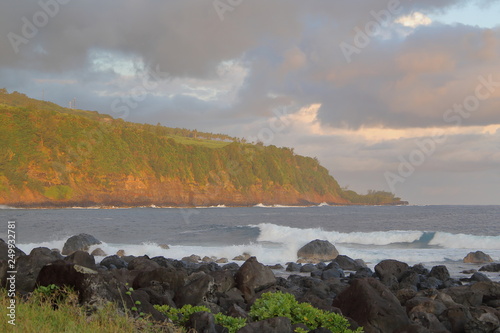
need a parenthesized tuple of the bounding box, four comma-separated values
(395, 12, 433, 28)
(1, 0, 499, 204)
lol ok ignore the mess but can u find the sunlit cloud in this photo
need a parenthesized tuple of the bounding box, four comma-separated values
(395, 12, 432, 28)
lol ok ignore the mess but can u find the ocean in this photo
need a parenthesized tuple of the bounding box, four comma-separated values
(1, 204, 499, 281)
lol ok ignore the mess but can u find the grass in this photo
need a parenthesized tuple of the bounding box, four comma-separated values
(167, 135, 232, 149)
(0, 288, 181, 333)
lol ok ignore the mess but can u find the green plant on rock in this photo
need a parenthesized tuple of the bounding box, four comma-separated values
(213, 312, 247, 333)
(121, 284, 146, 318)
(249, 291, 363, 333)
(154, 304, 210, 325)
(154, 304, 246, 333)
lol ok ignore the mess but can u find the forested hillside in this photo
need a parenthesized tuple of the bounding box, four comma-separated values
(0, 90, 403, 207)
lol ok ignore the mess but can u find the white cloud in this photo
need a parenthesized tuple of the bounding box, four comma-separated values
(395, 12, 432, 28)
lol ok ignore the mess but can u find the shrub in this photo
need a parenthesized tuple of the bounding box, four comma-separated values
(154, 304, 246, 333)
(249, 291, 362, 333)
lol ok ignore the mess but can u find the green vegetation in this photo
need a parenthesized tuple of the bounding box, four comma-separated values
(155, 303, 247, 332)
(249, 291, 362, 333)
(0, 285, 180, 333)
(340, 189, 401, 205)
(0, 89, 402, 205)
(155, 291, 362, 333)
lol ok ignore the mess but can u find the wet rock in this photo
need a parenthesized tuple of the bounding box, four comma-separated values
(116, 249, 125, 257)
(297, 239, 339, 262)
(463, 251, 494, 264)
(64, 250, 96, 269)
(159, 244, 170, 249)
(62, 233, 101, 255)
(216, 258, 228, 264)
(235, 257, 276, 302)
(332, 278, 410, 333)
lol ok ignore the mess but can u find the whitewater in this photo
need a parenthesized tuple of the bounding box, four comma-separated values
(1, 205, 499, 281)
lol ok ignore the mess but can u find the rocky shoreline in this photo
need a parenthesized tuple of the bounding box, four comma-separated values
(2, 235, 499, 332)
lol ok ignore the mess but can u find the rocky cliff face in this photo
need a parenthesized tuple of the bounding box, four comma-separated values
(0, 91, 402, 208)
(1, 174, 349, 208)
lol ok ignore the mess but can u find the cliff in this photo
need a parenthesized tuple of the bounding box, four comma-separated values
(0, 90, 401, 207)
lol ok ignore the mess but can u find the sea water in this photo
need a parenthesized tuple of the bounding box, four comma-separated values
(1, 205, 499, 281)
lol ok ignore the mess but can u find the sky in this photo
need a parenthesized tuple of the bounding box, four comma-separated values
(0, 0, 499, 205)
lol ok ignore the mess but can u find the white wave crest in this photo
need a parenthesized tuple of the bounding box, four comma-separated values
(253, 223, 424, 246)
(429, 232, 500, 250)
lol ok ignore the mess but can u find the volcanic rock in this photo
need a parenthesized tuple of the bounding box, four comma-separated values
(297, 239, 339, 262)
(62, 233, 101, 255)
(463, 251, 493, 264)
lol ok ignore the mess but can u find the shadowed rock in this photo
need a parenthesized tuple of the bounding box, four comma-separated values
(100, 255, 128, 269)
(297, 239, 339, 263)
(479, 263, 500, 272)
(332, 277, 410, 333)
(237, 317, 291, 333)
(0, 238, 25, 261)
(16, 247, 63, 292)
(235, 257, 276, 302)
(62, 234, 101, 255)
(64, 250, 96, 269)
